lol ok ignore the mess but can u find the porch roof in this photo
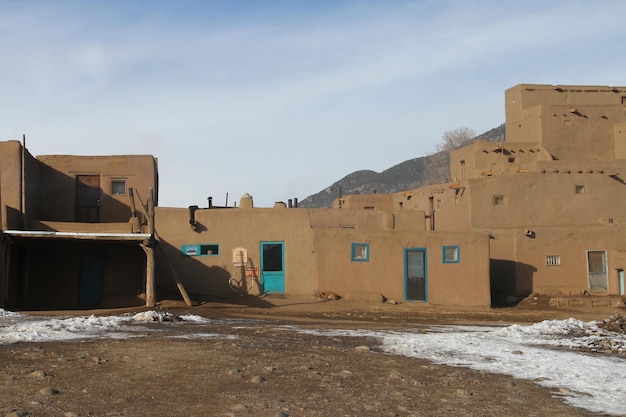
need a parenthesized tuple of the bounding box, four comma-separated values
(2, 230, 151, 241)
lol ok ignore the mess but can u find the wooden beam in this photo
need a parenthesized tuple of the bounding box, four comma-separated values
(156, 243, 192, 306)
(141, 243, 155, 308)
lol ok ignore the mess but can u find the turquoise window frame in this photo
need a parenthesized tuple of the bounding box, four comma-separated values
(351, 243, 370, 262)
(182, 244, 220, 256)
(442, 245, 460, 264)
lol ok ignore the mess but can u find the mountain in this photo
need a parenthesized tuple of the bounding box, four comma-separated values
(298, 124, 505, 208)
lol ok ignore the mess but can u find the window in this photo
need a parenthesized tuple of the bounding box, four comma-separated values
(575, 185, 585, 194)
(182, 244, 220, 256)
(546, 255, 561, 266)
(111, 180, 126, 195)
(351, 243, 369, 262)
(442, 246, 460, 263)
(493, 195, 506, 206)
(508, 157, 515, 163)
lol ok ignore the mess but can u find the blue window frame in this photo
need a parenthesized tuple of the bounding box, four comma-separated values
(351, 243, 370, 262)
(182, 244, 220, 256)
(442, 245, 460, 264)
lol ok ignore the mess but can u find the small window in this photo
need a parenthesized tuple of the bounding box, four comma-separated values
(442, 246, 460, 264)
(575, 185, 585, 194)
(351, 243, 369, 262)
(508, 157, 515, 163)
(182, 244, 220, 256)
(436, 199, 442, 209)
(546, 255, 561, 266)
(111, 180, 126, 195)
(364, 206, 375, 210)
(493, 195, 506, 206)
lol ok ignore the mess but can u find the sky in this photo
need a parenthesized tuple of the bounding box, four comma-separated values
(2, 1, 626, 207)
(1, 309, 625, 415)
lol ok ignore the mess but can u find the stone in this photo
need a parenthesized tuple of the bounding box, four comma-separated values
(250, 375, 266, 384)
(29, 370, 47, 379)
(39, 387, 60, 396)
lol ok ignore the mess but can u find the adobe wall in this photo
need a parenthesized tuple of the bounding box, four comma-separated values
(505, 84, 626, 130)
(314, 229, 491, 306)
(154, 207, 491, 306)
(36, 154, 158, 223)
(505, 84, 626, 160)
(309, 208, 426, 231)
(467, 172, 626, 229)
(390, 184, 470, 232)
(449, 140, 552, 180)
(333, 193, 395, 210)
(536, 105, 623, 161)
(489, 226, 626, 298)
(616, 123, 626, 159)
(154, 207, 318, 298)
(0, 141, 25, 229)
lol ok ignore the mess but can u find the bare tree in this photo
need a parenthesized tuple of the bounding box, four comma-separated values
(436, 127, 476, 152)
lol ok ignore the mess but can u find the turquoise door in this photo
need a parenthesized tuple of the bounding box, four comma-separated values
(260, 242, 285, 294)
(79, 248, 103, 307)
(405, 248, 427, 301)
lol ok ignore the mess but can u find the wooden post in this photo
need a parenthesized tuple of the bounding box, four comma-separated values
(141, 242, 155, 308)
(144, 187, 192, 307)
(140, 188, 157, 307)
(21, 135, 26, 229)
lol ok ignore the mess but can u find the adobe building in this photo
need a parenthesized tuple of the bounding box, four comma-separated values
(154, 201, 491, 307)
(343, 84, 626, 304)
(0, 140, 158, 310)
(0, 138, 492, 309)
(10, 83, 623, 310)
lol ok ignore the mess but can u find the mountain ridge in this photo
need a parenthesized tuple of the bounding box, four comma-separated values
(299, 124, 505, 208)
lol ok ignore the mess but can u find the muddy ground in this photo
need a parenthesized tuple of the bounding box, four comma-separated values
(1, 295, 624, 417)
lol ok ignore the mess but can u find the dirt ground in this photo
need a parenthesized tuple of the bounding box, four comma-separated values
(1, 295, 624, 417)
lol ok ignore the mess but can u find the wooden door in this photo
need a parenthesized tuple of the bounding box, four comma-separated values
(76, 175, 101, 223)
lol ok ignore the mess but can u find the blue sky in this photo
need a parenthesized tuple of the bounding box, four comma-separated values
(2, 1, 626, 207)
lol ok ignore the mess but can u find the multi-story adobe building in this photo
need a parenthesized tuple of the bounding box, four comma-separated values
(0, 140, 158, 310)
(341, 84, 626, 304)
(6, 83, 623, 310)
(0, 141, 491, 310)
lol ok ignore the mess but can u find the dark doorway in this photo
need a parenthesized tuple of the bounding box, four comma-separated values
(76, 175, 101, 222)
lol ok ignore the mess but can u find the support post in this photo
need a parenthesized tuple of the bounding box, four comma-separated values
(141, 242, 155, 308)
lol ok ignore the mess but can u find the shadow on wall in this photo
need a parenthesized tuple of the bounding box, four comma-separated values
(490, 259, 536, 307)
(153, 239, 275, 308)
(36, 163, 140, 223)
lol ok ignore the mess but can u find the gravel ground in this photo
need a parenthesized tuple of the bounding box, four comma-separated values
(0, 295, 623, 417)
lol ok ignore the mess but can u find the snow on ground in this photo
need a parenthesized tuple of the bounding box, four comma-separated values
(1, 309, 625, 415)
(0, 309, 209, 344)
(377, 322, 626, 416)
